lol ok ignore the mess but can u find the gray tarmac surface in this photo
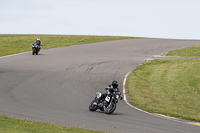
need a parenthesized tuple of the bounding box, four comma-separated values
(0, 39, 200, 133)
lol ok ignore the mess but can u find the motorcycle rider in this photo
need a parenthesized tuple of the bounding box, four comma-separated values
(32, 38, 42, 51)
(35, 38, 42, 46)
(95, 80, 123, 105)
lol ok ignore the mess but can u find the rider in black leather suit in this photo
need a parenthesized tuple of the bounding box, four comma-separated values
(97, 80, 122, 103)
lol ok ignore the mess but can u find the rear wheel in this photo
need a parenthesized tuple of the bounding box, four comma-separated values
(89, 99, 98, 111)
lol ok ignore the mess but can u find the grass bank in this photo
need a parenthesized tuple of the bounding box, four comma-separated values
(126, 59, 200, 122)
(163, 44, 200, 57)
(0, 34, 140, 57)
(0, 116, 106, 133)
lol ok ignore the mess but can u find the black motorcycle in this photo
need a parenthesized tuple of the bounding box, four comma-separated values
(32, 43, 40, 55)
(89, 87, 122, 114)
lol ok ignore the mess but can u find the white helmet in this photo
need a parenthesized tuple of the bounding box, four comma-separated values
(37, 38, 40, 41)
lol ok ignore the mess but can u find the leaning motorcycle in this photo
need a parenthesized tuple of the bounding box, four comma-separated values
(32, 43, 40, 55)
(89, 87, 122, 114)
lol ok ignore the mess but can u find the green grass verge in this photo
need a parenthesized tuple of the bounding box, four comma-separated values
(0, 34, 141, 57)
(164, 44, 200, 57)
(0, 116, 106, 133)
(126, 59, 200, 122)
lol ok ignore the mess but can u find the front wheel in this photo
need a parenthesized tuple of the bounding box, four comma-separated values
(104, 102, 116, 114)
(32, 49, 35, 55)
(89, 99, 98, 111)
(36, 49, 38, 55)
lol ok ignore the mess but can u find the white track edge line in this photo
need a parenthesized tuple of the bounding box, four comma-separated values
(0, 51, 31, 59)
(1, 49, 199, 127)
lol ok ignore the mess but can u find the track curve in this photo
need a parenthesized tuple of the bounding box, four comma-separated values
(0, 39, 200, 133)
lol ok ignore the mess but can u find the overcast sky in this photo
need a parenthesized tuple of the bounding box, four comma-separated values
(0, 0, 200, 39)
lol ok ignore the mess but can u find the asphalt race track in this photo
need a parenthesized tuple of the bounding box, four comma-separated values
(0, 39, 200, 133)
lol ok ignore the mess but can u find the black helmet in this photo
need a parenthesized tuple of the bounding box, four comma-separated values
(112, 80, 118, 88)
